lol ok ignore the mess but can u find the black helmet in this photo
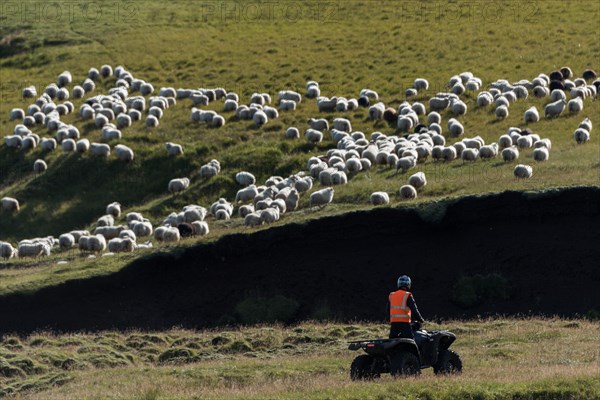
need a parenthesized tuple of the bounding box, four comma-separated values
(397, 275, 411, 290)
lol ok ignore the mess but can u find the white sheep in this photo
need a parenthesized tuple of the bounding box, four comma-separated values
(132, 221, 153, 237)
(360, 89, 379, 99)
(396, 156, 417, 173)
(333, 118, 352, 132)
(22, 86, 37, 98)
(59, 233, 75, 251)
(447, 118, 464, 137)
(479, 144, 499, 160)
(18, 242, 51, 258)
(76, 139, 90, 153)
(544, 99, 567, 118)
(514, 164, 533, 179)
(285, 127, 300, 139)
(368, 102, 386, 120)
(370, 192, 390, 206)
(69, 230, 89, 243)
(235, 185, 259, 203)
(108, 237, 135, 253)
(495, 105, 509, 119)
(33, 159, 47, 173)
(97, 214, 115, 227)
(21, 136, 37, 151)
(0, 241, 17, 259)
(105, 202, 121, 218)
(306, 84, 320, 98)
(165, 142, 184, 156)
(308, 118, 329, 131)
(279, 99, 297, 111)
(414, 78, 429, 91)
(4, 135, 22, 149)
(533, 147, 549, 161)
(200, 159, 221, 178)
(516, 136, 533, 149)
(244, 212, 263, 227)
(309, 187, 334, 207)
(399, 185, 417, 200)
(461, 148, 479, 162)
(317, 96, 338, 112)
(90, 142, 111, 157)
(2, 197, 20, 212)
(114, 144, 134, 162)
(573, 128, 590, 144)
(278, 90, 302, 104)
(57, 70, 72, 87)
(191, 221, 210, 237)
(567, 97, 584, 113)
(253, 110, 268, 126)
(502, 147, 520, 162)
(259, 207, 280, 223)
(235, 171, 256, 186)
(534, 138, 552, 150)
(408, 172, 427, 189)
(168, 178, 190, 194)
(579, 118, 592, 132)
(305, 128, 324, 144)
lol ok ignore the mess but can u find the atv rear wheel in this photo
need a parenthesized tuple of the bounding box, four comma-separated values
(350, 354, 380, 381)
(390, 351, 420, 377)
(433, 349, 462, 374)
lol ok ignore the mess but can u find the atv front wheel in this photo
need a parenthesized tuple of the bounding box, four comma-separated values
(433, 349, 462, 374)
(390, 351, 420, 377)
(350, 354, 380, 381)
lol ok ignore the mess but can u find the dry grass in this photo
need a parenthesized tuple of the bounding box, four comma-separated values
(1, 318, 598, 399)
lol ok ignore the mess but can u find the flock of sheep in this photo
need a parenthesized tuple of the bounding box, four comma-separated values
(1, 64, 597, 260)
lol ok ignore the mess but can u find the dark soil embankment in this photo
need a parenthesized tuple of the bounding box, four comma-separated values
(1, 187, 599, 334)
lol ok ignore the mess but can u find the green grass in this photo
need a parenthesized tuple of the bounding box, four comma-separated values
(0, 3, 599, 298)
(1, 318, 598, 399)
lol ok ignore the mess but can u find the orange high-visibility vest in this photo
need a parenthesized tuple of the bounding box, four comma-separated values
(389, 289, 412, 323)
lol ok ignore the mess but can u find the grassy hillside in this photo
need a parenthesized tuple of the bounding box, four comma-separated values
(1, 318, 599, 399)
(1, 0, 599, 242)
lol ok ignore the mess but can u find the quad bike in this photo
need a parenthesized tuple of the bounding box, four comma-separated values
(348, 323, 462, 380)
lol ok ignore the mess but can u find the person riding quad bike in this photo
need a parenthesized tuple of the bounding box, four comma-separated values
(389, 275, 425, 340)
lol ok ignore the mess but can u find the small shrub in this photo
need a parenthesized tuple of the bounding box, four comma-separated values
(452, 273, 511, 308)
(158, 347, 197, 364)
(222, 340, 253, 354)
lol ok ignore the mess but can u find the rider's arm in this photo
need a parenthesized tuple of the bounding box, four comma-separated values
(407, 294, 425, 323)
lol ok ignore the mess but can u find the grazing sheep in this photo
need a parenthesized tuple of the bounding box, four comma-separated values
(399, 185, 417, 200)
(573, 128, 590, 144)
(97, 214, 115, 227)
(31, 159, 47, 174)
(579, 117, 592, 132)
(461, 148, 479, 162)
(309, 187, 334, 207)
(76, 139, 90, 153)
(10, 108, 25, 121)
(550, 89, 566, 101)
(235, 171, 256, 186)
(162, 227, 181, 243)
(533, 147, 549, 161)
(58, 233, 76, 251)
(534, 138, 552, 150)
(90, 142, 111, 157)
(191, 221, 210, 237)
(21, 136, 37, 151)
(567, 97, 584, 113)
(427, 112, 442, 125)
(524, 106, 540, 123)
(517, 135, 533, 149)
(495, 105, 509, 119)
(108, 237, 135, 253)
(244, 212, 263, 227)
(501, 147, 520, 162)
(177, 223, 195, 238)
(279, 99, 297, 111)
(305, 128, 324, 144)
(360, 89, 379, 100)
(0, 241, 17, 260)
(18, 242, 51, 258)
(582, 69, 597, 80)
(333, 118, 352, 132)
(441, 146, 457, 162)
(408, 172, 427, 189)
(447, 118, 464, 137)
(57, 70, 72, 87)
(285, 127, 300, 139)
(253, 110, 268, 126)
(514, 164, 533, 179)
(370, 192, 390, 206)
(114, 144, 134, 162)
(168, 177, 190, 194)
(308, 118, 329, 131)
(236, 185, 259, 203)
(479, 144, 499, 160)
(317, 96, 338, 112)
(396, 156, 417, 173)
(383, 107, 398, 123)
(414, 78, 429, 91)
(165, 142, 184, 156)
(132, 221, 153, 237)
(200, 159, 221, 178)
(105, 202, 121, 218)
(238, 204, 255, 218)
(87, 235, 107, 253)
(260, 207, 280, 223)
(116, 113, 132, 129)
(544, 99, 567, 118)
(212, 115, 226, 127)
(4, 135, 22, 149)
(278, 90, 302, 104)
(451, 100, 467, 116)
(22, 86, 37, 98)
(368, 102, 386, 120)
